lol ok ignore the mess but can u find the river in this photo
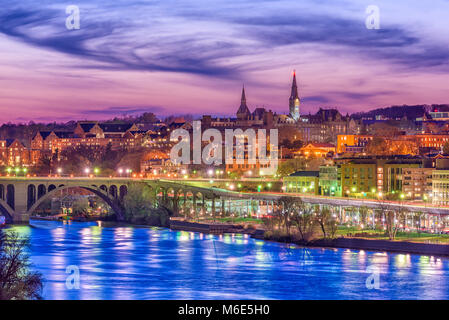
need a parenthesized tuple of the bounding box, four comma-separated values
(6, 219, 449, 299)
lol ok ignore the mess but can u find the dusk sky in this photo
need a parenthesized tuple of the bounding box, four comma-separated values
(1, 0, 449, 123)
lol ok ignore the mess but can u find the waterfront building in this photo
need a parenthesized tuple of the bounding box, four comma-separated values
(335, 156, 426, 196)
(283, 171, 319, 194)
(402, 167, 433, 200)
(432, 170, 449, 205)
(432, 158, 449, 205)
(381, 162, 421, 194)
(319, 165, 342, 196)
(340, 162, 376, 196)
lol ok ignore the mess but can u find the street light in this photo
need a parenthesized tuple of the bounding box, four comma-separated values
(94, 168, 100, 176)
(57, 168, 62, 176)
(84, 168, 90, 176)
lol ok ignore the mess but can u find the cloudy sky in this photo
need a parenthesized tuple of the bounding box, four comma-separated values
(0, 0, 448, 122)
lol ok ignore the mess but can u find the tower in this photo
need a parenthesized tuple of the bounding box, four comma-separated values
(289, 71, 300, 121)
(236, 85, 251, 120)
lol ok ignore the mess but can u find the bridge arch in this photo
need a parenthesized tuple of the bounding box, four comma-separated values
(109, 185, 118, 198)
(119, 185, 128, 200)
(6, 184, 15, 210)
(27, 184, 36, 210)
(26, 184, 124, 220)
(37, 184, 46, 199)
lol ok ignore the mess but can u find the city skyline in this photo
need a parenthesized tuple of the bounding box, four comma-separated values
(1, 0, 449, 123)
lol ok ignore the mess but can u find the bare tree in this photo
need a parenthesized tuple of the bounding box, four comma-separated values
(0, 232, 43, 300)
(385, 207, 408, 240)
(314, 206, 338, 240)
(290, 201, 315, 242)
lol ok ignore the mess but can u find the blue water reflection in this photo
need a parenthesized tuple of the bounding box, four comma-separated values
(7, 220, 449, 300)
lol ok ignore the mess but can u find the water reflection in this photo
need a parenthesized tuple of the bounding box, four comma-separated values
(6, 220, 449, 300)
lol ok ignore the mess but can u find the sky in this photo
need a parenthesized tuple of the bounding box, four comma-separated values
(0, 0, 449, 123)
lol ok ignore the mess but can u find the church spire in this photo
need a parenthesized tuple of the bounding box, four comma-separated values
(237, 84, 251, 120)
(241, 85, 246, 105)
(289, 70, 300, 121)
(290, 70, 299, 99)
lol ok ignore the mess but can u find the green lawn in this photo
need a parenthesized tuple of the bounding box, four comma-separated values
(337, 226, 449, 244)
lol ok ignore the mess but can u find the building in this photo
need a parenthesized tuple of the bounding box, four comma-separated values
(414, 134, 449, 151)
(340, 162, 377, 196)
(296, 143, 335, 158)
(74, 122, 139, 138)
(335, 156, 426, 196)
(289, 71, 300, 121)
(297, 109, 361, 144)
(402, 168, 433, 200)
(432, 170, 449, 205)
(337, 134, 373, 154)
(0, 139, 40, 167)
(283, 171, 319, 194)
(31, 122, 145, 155)
(431, 158, 449, 205)
(319, 165, 342, 197)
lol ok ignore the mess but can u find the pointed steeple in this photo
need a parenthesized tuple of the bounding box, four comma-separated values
(237, 84, 251, 120)
(241, 85, 246, 105)
(289, 70, 300, 121)
(290, 70, 299, 99)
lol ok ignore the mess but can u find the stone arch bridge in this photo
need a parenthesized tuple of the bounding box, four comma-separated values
(3, 177, 446, 224)
(0, 178, 265, 223)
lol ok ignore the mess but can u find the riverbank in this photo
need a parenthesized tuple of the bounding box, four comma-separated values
(169, 218, 264, 236)
(170, 219, 449, 257)
(250, 232, 449, 257)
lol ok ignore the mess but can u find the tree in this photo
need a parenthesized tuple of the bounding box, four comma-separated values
(277, 158, 306, 177)
(290, 201, 316, 242)
(385, 208, 408, 240)
(414, 211, 424, 233)
(278, 196, 302, 236)
(365, 137, 389, 155)
(122, 183, 153, 220)
(314, 206, 338, 239)
(72, 197, 90, 216)
(0, 232, 43, 300)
